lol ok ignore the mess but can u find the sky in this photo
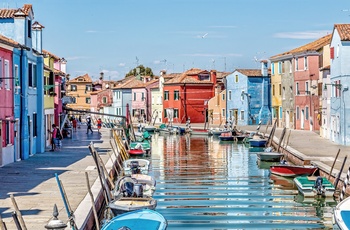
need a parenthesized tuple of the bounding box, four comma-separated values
(2, 0, 350, 81)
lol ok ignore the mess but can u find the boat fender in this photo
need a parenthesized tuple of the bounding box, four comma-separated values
(134, 183, 144, 197)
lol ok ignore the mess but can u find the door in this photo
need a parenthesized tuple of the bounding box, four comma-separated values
(233, 109, 238, 125)
(15, 121, 20, 161)
(286, 111, 290, 128)
(301, 109, 305, 130)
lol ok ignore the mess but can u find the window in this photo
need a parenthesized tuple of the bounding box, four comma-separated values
(0, 59, 2, 87)
(28, 63, 33, 87)
(240, 110, 244, 120)
(85, 85, 92, 92)
(72, 97, 76, 103)
(86, 97, 91, 104)
(304, 57, 308, 70)
(222, 109, 226, 117)
(296, 82, 299, 95)
(133, 92, 136, 101)
(271, 63, 275, 75)
(28, 19, 31, 38)
(278, 61, 282, 74)
(295, 58, 298, 71)
(272, 85, 275, 96)
(174, 109, 179, 118)
(70, 85, 77, 91)
(235, 75, 239, 83)
(174, 90, 179, 100)
(296, 107, 300, 120)
(305, 82, 309, 95)
(289, 60, 292, 73)
(279, 84, 281, 96)
(5, 121, 10, 145)
(142, 92, 145, 101)
(4, 60, 9, 89)
(228, 90, 232, 100)
(14, 65, 19, 89)
(279, 107, 282, 119)
(305, 107, 309, 120)
(103, 97, 107, 103)
(33, 113, 37, 137)
(33, 64, 37, 88)
(164, 91, 169, 100)
(199, 73, 210, 81)
(222, 93, 225, 101)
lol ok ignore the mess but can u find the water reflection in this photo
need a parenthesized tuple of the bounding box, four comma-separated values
(150, 134, 336, 229)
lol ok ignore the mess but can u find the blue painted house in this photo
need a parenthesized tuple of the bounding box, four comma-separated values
(226, 62, 271, 126)
(0, 4, 45, 159)
(329, 24, 350, 145)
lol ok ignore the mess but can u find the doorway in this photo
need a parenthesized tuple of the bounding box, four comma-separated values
(301, 109, 305, 130)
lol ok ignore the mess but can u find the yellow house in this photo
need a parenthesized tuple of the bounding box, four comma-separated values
(269, 61, 282, 127)
(66, 74, 93, 111)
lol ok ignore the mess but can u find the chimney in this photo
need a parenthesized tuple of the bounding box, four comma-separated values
(261, 60, 268, 76)
(60, 58, 67, 73)
(32, 21, 44, 53)
(210, 70, 217, 84)
(13, 8, 26, 44)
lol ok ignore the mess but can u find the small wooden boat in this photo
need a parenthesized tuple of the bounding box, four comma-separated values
(108, 197, 157, 216)
(334, 196, 350, 230)
(101, 209, 168, 230)
(218, 132, 234, 141)
(235, 135, 247, 142)
(249, 138, 267, 147)
(270, 164, 318, 177)
(113, 176, 156, 198)
(257, 152, 284, 162)
(158, 126, 179, 135)
(270, 174, 295, 190)
(209, 128, 230, 136)
(143, 125, 158, 133)
(293, 176, 335, 198)
(123, 159, 150, 175)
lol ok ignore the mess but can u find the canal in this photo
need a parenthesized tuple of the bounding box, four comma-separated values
(145, 134, 337, 229)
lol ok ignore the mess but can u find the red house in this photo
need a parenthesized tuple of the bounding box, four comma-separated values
(163, 68, 217, 124)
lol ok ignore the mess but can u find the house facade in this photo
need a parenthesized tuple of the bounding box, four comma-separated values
(270, 59, 283, 127)
(0, 4, 45, 159)
(163, 68, 216, 124)
(66, 74, 93, 111)
(329, 24, 350, 145)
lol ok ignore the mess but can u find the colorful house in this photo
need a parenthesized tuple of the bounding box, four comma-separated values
(226, 62, 271, 126)
(329, 24, 350, 145)
(270, 55, 283, 127)
(66, 74, 93, 111)
(0, 35, 17, 166)
(162, 68, 217, 124)
(0, 4, 45, 159)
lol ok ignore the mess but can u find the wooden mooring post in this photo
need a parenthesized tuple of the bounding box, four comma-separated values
(329, 149, 341, 180)
(340, 164, 350, 201)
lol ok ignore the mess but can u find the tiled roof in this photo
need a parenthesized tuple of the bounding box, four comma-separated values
(0, 34, 20, 47)
(165, 68, 212, 84)
(216, 71, 232, 79)
(68, 74, 92, 83)
(112, 77, 144, 89)
(0, 4, 32, 18)
(43, 50, 60, 60)
(235, 69, 262, 77)
(163, 73, 182, 81)
(270, 34, 331, 59)
(54, 69, 66, 76)
(334, 24, 350, 41)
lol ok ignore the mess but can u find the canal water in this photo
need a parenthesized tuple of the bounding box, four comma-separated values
(146, 134, 337, 230)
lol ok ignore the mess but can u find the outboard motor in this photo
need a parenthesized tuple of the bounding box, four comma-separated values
(134, 183, 144, 197)
(130, 161, 140, 174)
(314, 176, 325, 195)
(122, 181, 135, 197)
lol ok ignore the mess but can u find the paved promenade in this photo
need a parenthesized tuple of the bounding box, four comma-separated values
(1, 123, 350, 229)
(0, 125, 114, 229)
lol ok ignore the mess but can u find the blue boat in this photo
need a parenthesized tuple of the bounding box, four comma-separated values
(334, 196, 350, 229)
(249, 138, 267, 147)
(102, 209, 168, 230)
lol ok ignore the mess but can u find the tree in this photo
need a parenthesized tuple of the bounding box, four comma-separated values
(125, 65, 154, 78)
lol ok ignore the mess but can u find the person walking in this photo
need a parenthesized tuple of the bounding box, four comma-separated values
(72, 118, 77, 131)
(97, 118, 102, 133)
(86, 117, 93, 134)
(47, 124, 57, 151)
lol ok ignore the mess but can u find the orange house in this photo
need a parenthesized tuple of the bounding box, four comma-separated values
(162, 68, 217, 124)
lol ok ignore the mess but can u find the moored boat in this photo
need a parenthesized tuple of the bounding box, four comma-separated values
(101, 209, 167, 230)
(249, 138, 267, 147)
(293, 176, 335, 198)
(209, 128, 230, 136)
(190, 129, 210, 136)
(123, 159, 150, 175)
(334, 196, 350, 230)
(113, 176, 156, 198)
(128, 148, 145, 156)
(270, 164, 318, 177)
(257, 152, 284, 162)
(218, 132, 234, 141)
(130, 140, 151, 153)
(108, 197, 157, 216)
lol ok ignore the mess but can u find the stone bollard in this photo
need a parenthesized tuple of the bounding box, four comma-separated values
(45, 204, 67, 230)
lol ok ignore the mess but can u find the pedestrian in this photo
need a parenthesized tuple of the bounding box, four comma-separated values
(97, 118, 102, 132)
(56, 126, 63, 149)
(72, 118, 77, 131)
(47, 124, 57, 151)
(78, 115, 82, 128)
(86, 117, 93, 134)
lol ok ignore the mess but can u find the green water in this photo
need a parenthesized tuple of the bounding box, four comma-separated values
(148, 134, 337, 230)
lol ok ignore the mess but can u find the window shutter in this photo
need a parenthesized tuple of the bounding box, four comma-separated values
(330, 47, 334, 59)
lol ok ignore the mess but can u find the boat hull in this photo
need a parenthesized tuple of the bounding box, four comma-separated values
(293, 176, 335, 198)
(334, 196, 350, 230)
(108, 197, 157, 216)
(249, 139, 267, 147)
(128, 149, 145, 156)
(257, 152, 284, 162)
(270, 165, 318, 177)
(102, 209, 167, 230)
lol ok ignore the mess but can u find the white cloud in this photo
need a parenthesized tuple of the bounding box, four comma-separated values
(85, 30, 98, 33)
(66, 56, 91, 61)
(274, 30, 331, 39)
(118, 63, 126, 67)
